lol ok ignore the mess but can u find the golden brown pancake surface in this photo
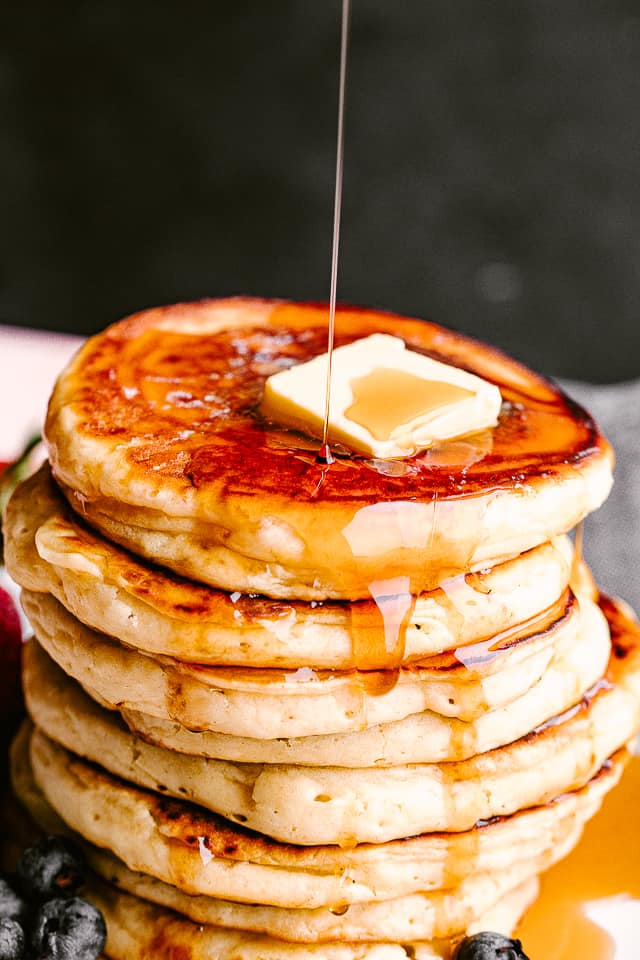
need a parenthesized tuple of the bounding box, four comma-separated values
(44, 298, 614, 598)
(47, 298, 609, 502)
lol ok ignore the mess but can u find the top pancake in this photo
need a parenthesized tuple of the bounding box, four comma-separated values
(45, 298, 613, 599)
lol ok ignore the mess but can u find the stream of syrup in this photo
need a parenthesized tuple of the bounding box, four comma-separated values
(318, 0, 350, 467)
(314, 0, 416, 678)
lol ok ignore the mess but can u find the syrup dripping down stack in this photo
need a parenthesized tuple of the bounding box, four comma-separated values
(4, 298, 640, 959)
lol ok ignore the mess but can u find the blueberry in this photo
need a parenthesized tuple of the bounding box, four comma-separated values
(16, 837, 85, 901)
(0, 879, 28, 925)
(31, 897, 106, 960)
(453, 932, 530, 960)
(0, 918, 25, 960)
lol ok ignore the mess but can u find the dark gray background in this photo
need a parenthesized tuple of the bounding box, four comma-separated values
(2, 1, 640, 382)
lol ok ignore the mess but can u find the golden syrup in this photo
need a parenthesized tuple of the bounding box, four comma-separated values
(344, 367, 473, 441)
(517, 751, 640, 959)
(328, 903, 350, 916)
(66, 304, 608, 539)
(319, 0, 350, 462)
(571, 519, 585, 584)
(366, 577, 414, 663)
(341, 498, 432, 672)
(349, 577, 417, 695)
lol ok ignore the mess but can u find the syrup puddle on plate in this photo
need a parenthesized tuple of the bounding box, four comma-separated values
(517, 749, 640, 959)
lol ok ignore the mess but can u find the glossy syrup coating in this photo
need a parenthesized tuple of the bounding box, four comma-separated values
(44, 299, 614, 600)
(47, 299, 608, 505)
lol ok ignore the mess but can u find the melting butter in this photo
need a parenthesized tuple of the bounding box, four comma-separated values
(346, 367, 474, 441)
(260, 334, 502, 458)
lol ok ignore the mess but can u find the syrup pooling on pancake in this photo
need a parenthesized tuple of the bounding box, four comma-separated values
(54, 306, 605, 496)
(346, 368, 472, 442)
(44, 299, 613, 598)
(262, 333, 502, 459)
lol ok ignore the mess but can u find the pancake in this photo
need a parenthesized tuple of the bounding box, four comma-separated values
(43, 298, 613, 600)
(81, 876, 540, 960)
(24, 600, 610, 766)
(25, 594, 640, 845)
(13, 721, 619, 910)
(6, 731, 546, 956)
(77, 850, 552, 943)
(5, 463, 575, 669)
(21, 588, 603, 740)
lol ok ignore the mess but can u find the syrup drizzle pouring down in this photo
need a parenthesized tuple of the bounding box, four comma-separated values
(318, 0, 350, 467)
(313, 0, 426, 696)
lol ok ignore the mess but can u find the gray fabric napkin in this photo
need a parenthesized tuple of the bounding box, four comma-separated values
(560, 379, 640, 612)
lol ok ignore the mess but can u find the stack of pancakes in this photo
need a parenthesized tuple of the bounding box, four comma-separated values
(4, 299, 640, 959)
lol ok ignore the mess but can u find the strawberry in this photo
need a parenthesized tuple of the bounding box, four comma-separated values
(0, 584, 23, 783)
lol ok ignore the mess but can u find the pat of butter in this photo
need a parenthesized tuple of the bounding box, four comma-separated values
(260, 334, 502, 459)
